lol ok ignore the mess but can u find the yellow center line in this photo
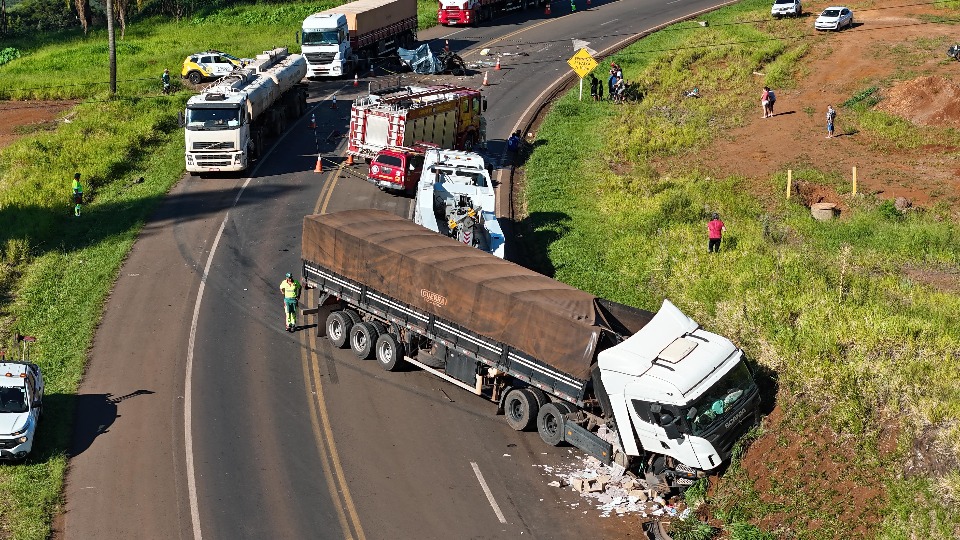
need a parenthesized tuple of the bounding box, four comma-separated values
(316, 162, 346, 215)
(298, 319, 355, 540)
(307, 329, 366, 540)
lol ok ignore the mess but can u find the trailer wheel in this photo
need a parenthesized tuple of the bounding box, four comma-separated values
(537, 402, 571, 446)
(350, 322, 380, 359)
(326, 311, 353, 348)
(504, 388, 539, 431)
(375, 333, 405, 371)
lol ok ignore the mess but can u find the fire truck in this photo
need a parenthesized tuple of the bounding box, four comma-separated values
(347, 85, 486, 160)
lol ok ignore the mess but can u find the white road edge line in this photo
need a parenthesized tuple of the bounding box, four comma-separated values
(471, 462, 507, 524)
(600, 18, 620, 25)
(185, 102, 324, 540)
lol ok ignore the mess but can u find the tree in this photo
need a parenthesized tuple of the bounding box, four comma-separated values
(115, 0, 128, 38)
(2, 0, 7, 35)
(71, 0, 90, 33)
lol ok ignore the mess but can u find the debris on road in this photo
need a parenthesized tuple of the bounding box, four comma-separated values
(536, 455, 685, 518)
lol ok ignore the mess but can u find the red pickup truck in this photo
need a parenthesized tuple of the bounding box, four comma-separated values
(366, 145, 431, 195)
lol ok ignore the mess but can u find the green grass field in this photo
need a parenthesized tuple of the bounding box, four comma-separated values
(0, 2, 437, 537)
(521, 0, 960, 537)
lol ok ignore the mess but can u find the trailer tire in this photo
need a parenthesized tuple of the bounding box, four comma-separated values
(326, 311, 353, 349)
(350, 322, 380, 359)
(375, 333, 405, 371)
(537, 402, 571, 446)
(504, 388, 539, 431)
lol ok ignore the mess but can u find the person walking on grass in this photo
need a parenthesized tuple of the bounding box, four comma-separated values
(71, 172, 83, 217)
(279, 272, 302, 332)
(826, 104, 837, 138)
(708, 212, 726, 253)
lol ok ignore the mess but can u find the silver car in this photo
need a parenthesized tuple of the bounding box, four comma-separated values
(815, 6, 854, 30)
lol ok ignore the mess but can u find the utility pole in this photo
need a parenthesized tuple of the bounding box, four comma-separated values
(106, 0, 116, 95)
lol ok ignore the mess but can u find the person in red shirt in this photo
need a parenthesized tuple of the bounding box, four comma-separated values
(708, 212, 726, 253)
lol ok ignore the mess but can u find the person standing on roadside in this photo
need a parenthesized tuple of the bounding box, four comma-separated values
(761, 86, 771, 118)
(766, 87, 776, 117)
(826, 105, 837, 138)
(279, 272, 302, 332)
(589, 74, 599, 101)
(707, 212, 726, 253)
(71, 172, 83, 217)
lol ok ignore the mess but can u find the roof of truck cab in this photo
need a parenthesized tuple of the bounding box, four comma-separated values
(0, 364, 30, 387)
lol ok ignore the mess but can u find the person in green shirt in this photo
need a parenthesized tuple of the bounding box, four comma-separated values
(279, 272, 302, 332)
(72, 173, 83, 217)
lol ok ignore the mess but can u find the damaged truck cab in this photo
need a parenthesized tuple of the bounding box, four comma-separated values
(598, 302, 760, 485)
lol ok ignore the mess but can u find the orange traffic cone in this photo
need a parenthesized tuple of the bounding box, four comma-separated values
(346, 154, 354, 166)
(495, 57, 501, 70)
(482, 71, 489, 86)
(314, 155, 323, 173)
(309, 113, 316, 129)
(545, 2, 551, 15)
(353, 73, 359, 87)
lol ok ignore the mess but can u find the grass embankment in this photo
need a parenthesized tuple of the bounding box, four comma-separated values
(521, 0, 960, 538)
(0, 2, 437, 538)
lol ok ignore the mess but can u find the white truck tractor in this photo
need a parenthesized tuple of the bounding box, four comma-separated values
(182, 47, 307, 175)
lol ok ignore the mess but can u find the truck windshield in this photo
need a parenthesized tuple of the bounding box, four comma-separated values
(433, 166, 488, 187)
(185, 107, 242, 130)
(684, 360, 756, 436)
(302, 30, 340, 46)
(0, 387, 27, 414)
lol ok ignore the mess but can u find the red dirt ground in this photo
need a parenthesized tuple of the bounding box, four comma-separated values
(0, 100, 77, 150)
(677, 2, 960, 209)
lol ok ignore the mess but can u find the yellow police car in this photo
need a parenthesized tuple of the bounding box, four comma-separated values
(181, 51, 250, 85)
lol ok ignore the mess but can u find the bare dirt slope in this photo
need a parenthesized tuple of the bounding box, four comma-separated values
(679, 2, 960, 208)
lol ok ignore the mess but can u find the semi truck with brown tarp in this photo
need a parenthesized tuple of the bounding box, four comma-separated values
(301, 209, 761, 490)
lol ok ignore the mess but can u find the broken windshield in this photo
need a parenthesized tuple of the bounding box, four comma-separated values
(185, 107, 242, 130)
(684, 360, 756, 436)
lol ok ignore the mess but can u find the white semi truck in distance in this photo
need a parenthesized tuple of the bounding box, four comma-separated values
(302, 209, 762, 490)
(182, 47, 307, 175)
(299, 0, 418, 78)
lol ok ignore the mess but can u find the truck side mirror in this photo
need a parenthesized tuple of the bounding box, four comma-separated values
(295, 31, 300, 45)
(482, 99, 487, 112)
(177, 111, 185, 128)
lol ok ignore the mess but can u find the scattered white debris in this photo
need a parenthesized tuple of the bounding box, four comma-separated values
(503, 453, 511, 457)
(536, 454, 684, 518)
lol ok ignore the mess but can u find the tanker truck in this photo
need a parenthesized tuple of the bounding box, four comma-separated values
(299, 0, 417, 78)
(182, 47, 307, 175)
(301, 209, 762, 490)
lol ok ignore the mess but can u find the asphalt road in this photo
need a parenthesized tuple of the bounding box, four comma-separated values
(61, 0, 729, 538)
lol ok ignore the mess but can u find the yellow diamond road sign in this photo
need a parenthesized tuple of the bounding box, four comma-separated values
(567, 48, 598, 79)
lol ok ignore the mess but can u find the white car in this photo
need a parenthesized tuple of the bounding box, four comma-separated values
(0, 361, 44, 461)
(815, 6, 854, 30)
(771, 0, 801, 17)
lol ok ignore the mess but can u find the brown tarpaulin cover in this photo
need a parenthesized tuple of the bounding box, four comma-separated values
(303, 209, 610, 380)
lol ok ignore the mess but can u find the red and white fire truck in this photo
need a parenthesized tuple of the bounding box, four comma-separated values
(347, 85, 486, 160)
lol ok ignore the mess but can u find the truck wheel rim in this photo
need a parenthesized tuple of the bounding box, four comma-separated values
(330, 320, 342, 339)
(544, 413, 559, 435)
(508, 400, 523, 420)
(379, 341, 393, 362)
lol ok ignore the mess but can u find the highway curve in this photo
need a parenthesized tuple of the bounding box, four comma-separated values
(61, 0, 731, 538)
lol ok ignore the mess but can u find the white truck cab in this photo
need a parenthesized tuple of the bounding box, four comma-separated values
(0, 362, 44, 460)
(598, 300, 760, 476)
(300, 13, 351, 77)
